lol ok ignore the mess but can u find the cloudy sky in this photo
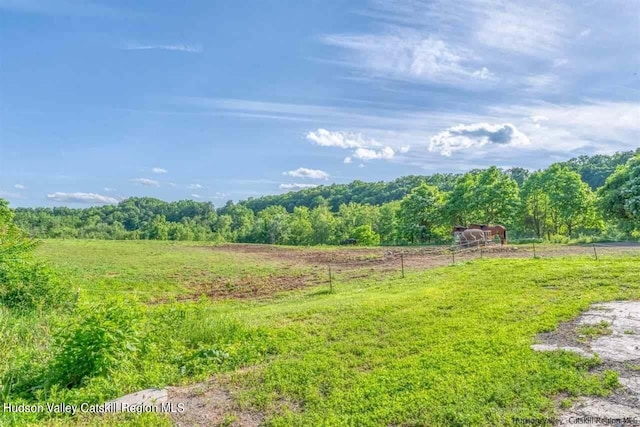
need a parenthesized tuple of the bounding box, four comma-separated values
(1, 0, 639, 207)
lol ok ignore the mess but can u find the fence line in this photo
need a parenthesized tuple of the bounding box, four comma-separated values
(324, 243, 640, 291)
(2, 243, 638, 300)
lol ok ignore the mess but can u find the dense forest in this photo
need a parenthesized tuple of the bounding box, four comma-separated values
(11, 150, 640, 245)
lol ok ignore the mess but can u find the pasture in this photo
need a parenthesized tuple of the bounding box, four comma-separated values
(2, 240, 640, 426)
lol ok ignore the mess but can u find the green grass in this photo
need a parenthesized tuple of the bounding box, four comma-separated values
(4, 241, 640, 426)
(35, 240, 311, 302)
(578, 321, 612, 340)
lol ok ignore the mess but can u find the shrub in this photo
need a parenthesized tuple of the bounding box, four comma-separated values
(0, 199, 74, 312)
(352, 225, 381, 246)
(49, 299, 142, 389)
(0, 260, 74, 312)
(548, 234, 569, 244)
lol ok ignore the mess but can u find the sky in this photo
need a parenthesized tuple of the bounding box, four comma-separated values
(1, 0, 639, 207)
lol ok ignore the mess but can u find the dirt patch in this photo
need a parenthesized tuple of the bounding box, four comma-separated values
(184, 273, 321, 301)
(167, 378, 264, 427)
(207, 243, 639, 273)
(187, 243, 639, 302)
(532, 301, 640, 426)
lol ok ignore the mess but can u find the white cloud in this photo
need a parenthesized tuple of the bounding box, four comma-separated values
(429, 123, 530, 156)
(494, 101, 640, 153)
(130, 178, 160, 187)
(279, 183, 319, 190)
(124, 43, 202, 53)
(399, 145, 411, 153)
(191, 194, 202, 199)
(320, 0, 573, 87)
(472, 67, 493, 79)
(530, 115, 549, 128)
(188, 183, 203, 189)
(209, 192, 227, 199)
(306, 128, 370, 148)
(152, 167, 168, 174)
(104, 187, 116, 192)
(181, 94, 637, 172)
(283, 167, 329, 180)
(353, 146, 395, 160)
(323, 32, 480, 84)
(530, 115, 550, 123)
(14, 184, 25, 190)
(47, 192, 119, 205)
(306, 128, 398, 163)
(473, 1, 570, 56)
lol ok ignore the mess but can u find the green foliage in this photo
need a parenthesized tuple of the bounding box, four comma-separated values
(254, 205, 291, 244)
(50, 299, 142, 388)
(542, 165, 601, 237)
(233, 255, 640, 426)
(9, 150, 640, 243)
(288, 206, 313, 245)
(559, 149, 638, 190)
(351, 224, 380, 246)
(578, 321, 611, 339)
(0, 260, 74, 312)
(4, 239, 640, 425)
(2, 296, 277, 418)
(398, 183, 445, 243)
(472, 166, 520, 225)
(520, 172, 552, 238)
(0, 199, 74, 311)
(442, 167, 520, 229)
(377, 201, 400, 245)
(236, 174, 458, 212)
(599, 155, 640, 234)
(309, 202, 336, 245)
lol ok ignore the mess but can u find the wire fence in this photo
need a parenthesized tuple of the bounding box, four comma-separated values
(319, 242, 640, 293)
(2, 242, 639, 301)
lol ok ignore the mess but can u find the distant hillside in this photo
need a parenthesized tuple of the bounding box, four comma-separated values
(231, 174, 458, 214)
(10, 149, 637, 243)
(559, 149, 638, 190)
(225, 150, 637, 214)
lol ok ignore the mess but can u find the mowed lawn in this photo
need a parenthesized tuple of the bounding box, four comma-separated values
(34, 241, 640, 426)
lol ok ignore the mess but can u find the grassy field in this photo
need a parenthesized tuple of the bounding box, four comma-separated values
(2, 240, 639, 426)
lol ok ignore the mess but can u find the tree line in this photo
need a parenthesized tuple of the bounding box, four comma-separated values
(11, 151, 640, 245)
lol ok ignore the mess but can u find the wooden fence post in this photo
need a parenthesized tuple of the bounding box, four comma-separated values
(329, 265, 333, 293)
(401, 253, 405, 279)
(532, 242, 536, 258)
(593, 244, 598, 260)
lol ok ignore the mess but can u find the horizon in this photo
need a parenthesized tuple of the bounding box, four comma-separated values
(7, 151, 629, 210)
(1, 0, 639, 208)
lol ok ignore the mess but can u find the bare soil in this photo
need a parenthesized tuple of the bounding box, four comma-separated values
(168, 378, 264, 427)
(208, 242, 639, 271)
(183, 243, 639, 301)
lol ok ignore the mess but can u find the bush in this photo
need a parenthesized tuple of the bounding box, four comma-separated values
(548, 234, 569, 244)
(352, 225, 381, 246)
(49, 299, 142, 388)
(0, 199, 74, 312)
(0, 260, 74, 312)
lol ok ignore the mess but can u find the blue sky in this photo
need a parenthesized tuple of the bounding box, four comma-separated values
(1, 0, 638, 207)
